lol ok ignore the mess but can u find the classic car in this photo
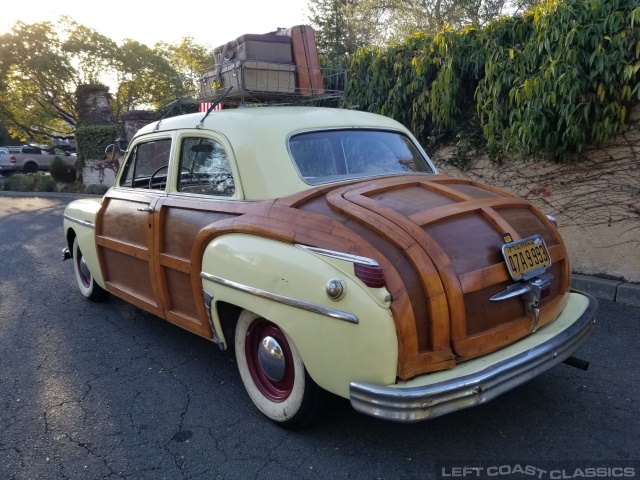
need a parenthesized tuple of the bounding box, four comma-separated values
(62, 106, 597, 428)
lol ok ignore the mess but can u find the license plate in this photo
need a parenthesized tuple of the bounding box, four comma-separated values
(501, 235, 552, 281)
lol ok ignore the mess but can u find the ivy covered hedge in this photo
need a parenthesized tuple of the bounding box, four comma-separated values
(75, 125, 119, 175)
(346, 0, 640, 161)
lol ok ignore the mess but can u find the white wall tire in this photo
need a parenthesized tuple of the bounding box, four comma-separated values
(235, 310, 324, 429)
(72, 237, 109, 302)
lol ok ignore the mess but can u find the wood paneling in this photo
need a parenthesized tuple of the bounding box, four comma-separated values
(96, 174, 571, 381)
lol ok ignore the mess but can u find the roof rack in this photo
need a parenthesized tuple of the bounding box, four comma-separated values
(170, 61, 347, 108)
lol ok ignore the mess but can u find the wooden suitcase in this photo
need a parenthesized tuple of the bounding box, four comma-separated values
(277, 25, 324, 96)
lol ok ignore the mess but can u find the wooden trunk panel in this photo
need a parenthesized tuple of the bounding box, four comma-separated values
(368, 186, 456, 216)
(423, 214, 505, 276)
(317, 176, 571, 366)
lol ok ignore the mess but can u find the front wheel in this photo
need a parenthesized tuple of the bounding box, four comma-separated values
(23, 163, 37, 174)
(72, 237, 109, 302)
(235, 310, 325, 429)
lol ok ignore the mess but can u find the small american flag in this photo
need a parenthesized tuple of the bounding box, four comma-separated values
(199, 102, 223, 112)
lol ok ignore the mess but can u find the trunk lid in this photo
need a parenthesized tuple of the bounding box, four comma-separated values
(292, 174, 570, 379)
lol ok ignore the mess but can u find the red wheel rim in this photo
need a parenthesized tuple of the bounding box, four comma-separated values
(245, 320, 295, 402)
(75, 248, 90, 288)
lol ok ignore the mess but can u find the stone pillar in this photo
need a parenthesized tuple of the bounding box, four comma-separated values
(76, 84, 115, 125)
(75, 84, 118, 188)
(122, 110, 161, 147)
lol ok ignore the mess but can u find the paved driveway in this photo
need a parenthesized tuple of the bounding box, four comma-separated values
(0, 193, 638, 479)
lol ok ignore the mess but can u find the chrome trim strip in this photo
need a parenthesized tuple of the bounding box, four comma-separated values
(295, 245, 379, 266)
(199, 272, 359, 324)
(349, 292, 597, 422)
(63, 214, 95, 230)
(202, 290, 224, 349)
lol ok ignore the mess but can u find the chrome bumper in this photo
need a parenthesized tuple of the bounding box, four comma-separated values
(349, 291, 597, 422)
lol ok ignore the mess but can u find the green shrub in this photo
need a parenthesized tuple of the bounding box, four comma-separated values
(38, 176, 56, 192)
(347, 0, 640, 161)
(1, 173, 56, 192)
(75, 124, 119, 174)
(50, 157, 76, 183)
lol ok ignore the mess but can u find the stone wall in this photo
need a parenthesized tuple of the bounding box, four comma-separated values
(122, 110, 160, 147)
(432, 107, 640, 283)
(82, 164, 117, 187)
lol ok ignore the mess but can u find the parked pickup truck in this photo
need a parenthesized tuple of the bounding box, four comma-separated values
(0, 145, 75, 174)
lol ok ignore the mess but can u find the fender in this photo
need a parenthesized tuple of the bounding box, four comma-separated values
(200, 233, 398, 398)
(63, 198, 106, 289)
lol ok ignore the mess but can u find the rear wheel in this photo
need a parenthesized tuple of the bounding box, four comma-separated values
(235, 310, 325, 429)
(72, 237, 109, 302)
(23, 163, 37, 174)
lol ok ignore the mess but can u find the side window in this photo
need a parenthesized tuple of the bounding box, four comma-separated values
(119, 139, 172, 189)
(178, 137, 235, 197)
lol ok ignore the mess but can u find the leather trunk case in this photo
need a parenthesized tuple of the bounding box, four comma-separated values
(215, 60, 296, 97)
(214, 34, 292, 63)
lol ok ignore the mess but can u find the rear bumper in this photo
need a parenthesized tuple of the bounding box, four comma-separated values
(349, 291, 597, 422)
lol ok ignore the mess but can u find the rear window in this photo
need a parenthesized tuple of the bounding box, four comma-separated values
(288, 130, 432, 185)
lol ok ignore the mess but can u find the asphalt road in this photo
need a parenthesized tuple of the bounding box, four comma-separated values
(1, 193, 638, 480)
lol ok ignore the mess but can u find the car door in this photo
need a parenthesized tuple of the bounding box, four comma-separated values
(151, 134, 241, 339)
(95, 137, 172, 318)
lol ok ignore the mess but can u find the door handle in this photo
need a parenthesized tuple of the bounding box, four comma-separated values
(137, 206, 153, 213)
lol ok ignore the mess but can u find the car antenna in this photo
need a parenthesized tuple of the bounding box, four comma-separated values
(153, 98, 188, 132)
(197, 87, 233, 129)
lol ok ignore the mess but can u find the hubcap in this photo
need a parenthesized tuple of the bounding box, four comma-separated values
(246, 320, 294, 402)
(258, 336, 286, 382)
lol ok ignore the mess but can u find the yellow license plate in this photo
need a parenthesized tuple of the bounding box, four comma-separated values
(501, 235, 552, 281)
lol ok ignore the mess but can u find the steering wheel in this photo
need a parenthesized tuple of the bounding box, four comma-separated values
(149, 165, 195, 189)
(149, 165, 169, 189)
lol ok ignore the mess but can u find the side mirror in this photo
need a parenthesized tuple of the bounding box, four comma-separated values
(105, 144, 122, 162)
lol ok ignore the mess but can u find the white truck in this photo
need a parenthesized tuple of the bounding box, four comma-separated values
(0, 145, 75, 175)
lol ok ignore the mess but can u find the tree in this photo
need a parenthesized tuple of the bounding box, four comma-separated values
(0, 20, 77, 142)
(307, 0, 543, 55)
(0, 18, 184, 143)
(156, 37, 216, 100)
(308, 0, 364, 63)
(111, 39, 178, 121)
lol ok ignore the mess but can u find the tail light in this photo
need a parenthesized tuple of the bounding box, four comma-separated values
(546, 214, 558, 228)
(354, 263, 386, 288)
(10, 156, 16, 163)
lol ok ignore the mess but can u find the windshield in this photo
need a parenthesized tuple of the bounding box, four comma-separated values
(288, 129, 433, 185)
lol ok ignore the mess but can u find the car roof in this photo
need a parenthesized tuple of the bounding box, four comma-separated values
(133, 106, 430, 200)
(137, 106, 406, 134)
